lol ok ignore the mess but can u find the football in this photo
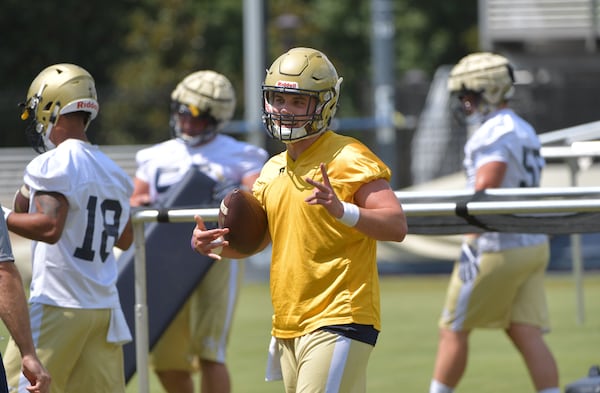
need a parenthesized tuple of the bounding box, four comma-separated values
(218, 188, 268, 255)
(12, 184, 30, 213)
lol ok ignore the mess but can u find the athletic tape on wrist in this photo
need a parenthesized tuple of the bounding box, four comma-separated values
(338, 202, 360, 227)
(2, 206, 12, 221)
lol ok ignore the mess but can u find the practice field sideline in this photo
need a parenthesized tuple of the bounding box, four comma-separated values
(122, 273, 599, 393)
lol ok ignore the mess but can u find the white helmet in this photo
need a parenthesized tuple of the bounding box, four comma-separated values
(21, 63, 99, 153)
(447, 52, 515, 115)
(262, 47, 343, 143)
(170, 70, 236, 146)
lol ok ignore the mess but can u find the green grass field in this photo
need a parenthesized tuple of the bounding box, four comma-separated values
(123, 272, 600, 393)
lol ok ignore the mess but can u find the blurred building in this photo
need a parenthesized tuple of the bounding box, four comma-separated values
(410, 0, 600, 185)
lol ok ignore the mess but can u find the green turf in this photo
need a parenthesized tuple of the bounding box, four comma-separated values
(370, 274, 600, 392)
(124, 272, 599, 393)
(1, 272, 594, 392)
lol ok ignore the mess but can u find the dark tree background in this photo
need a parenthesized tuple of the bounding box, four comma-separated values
(0, 0, 477, 147)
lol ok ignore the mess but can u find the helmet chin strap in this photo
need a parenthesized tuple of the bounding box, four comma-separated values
(465, 113, 483, 138)
(264, 106, 326, 143)
(274, 123, 308, 143)
(42, 126, 56, 151)
(178, 129, 218, 146)
(180, 133, 203, 146)
(271, 120, 327, 144)
(465, 100, 499, 138)
(477, 99, 498, 117)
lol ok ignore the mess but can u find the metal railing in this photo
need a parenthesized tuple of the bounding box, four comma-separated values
(130, 186, 600, 392)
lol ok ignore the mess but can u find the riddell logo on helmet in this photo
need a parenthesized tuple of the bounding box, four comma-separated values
(276, 80, 299, 88)
(77, 101, 98, 110)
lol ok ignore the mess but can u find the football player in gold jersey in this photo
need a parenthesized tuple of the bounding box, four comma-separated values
(191, 47, 407, 393)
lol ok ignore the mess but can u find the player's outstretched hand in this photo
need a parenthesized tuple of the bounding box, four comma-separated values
(304, 163, 344, 219)
(191, 215, 229, 260)
(21, 353, 51, 393)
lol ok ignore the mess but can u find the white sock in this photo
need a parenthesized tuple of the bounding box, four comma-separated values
(430, 379, 454, 393)
(538, 389, 560, 393)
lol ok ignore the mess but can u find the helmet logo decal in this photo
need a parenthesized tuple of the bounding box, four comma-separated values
(276, 80, 299, 88)
(60, 99, 99, 119)
(76, 100, 99, 111)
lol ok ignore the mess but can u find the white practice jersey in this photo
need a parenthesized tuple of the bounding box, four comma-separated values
(25, 139, 133, 309)
(135, 135, 268, 203)
(464, 108, 547, 252)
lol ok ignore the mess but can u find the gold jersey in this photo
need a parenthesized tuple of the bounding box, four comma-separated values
(253, 131, 391, 339)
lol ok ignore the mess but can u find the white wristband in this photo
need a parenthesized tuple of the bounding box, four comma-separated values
(2, 206, 12, 221)
(338, 202, 360, 227)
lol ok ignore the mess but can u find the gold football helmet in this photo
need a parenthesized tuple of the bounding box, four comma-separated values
(21, 63, 98, 153)
(447, 52, 515, 110)
(170, 70, 236, 146)
(262, 47, 343, 143)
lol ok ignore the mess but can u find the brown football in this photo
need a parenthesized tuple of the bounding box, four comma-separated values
(12, 184, 30, 213)
(218, 189, 268, 255)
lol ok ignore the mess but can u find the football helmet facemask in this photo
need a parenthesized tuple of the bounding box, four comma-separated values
(170, 70, 236, 146)
(21, 63, 99, 153)
(262, 47, 343, 143)
(447, 52, 515, 119)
